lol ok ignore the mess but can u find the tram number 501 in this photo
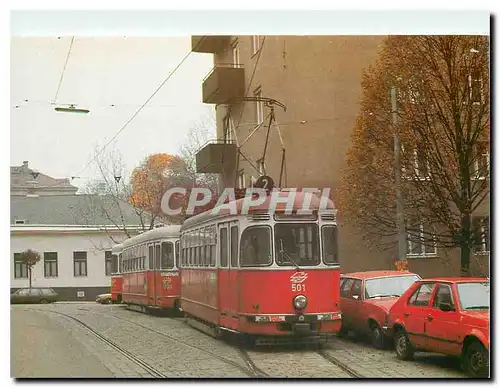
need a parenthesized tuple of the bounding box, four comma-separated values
(291, 284, 306, 292)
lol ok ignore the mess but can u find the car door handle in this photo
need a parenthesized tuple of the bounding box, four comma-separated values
(404, 313, 410, 317)
(427, 315, 433, 321)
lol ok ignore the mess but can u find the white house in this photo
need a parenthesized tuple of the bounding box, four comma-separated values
(10, 193, 157, 301)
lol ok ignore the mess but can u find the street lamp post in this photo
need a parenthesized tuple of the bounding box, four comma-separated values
(391, 86, 407, 267)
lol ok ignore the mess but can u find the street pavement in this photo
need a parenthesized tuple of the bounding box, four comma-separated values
(11, 303, 466, 378)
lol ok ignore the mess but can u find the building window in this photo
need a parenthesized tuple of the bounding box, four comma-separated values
(473, 141, 490, 180)
(402, 145, 430, 181)
(473, 216, 490, 254)
(223, 113, 234, 142)
(73, 251, 88, 277)
(414, 148, 430, 180)
(251, 35, 261, 56)
(406, 222, 437, 257)
(468, 70, 484, 104)
(238, 170, 246, 189)
(44, 252, 58, 277)
(105, 250, 113, 276)
(254, 87, 264, 124)
(231, 40, 240, 67)
(13, 253, 28, 279)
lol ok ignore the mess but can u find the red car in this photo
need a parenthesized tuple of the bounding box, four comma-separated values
(339, 271, 421, 348)
(387, 277, 490, 378)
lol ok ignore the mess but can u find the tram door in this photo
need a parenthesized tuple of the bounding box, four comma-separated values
(228, 222, 240, 328)
(218, 222, 239, 329)
(154, 243, 161, 305)
(148, 244, 155, 305)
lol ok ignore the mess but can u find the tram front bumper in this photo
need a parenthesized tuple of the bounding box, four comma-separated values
(243, 312, 342, 335)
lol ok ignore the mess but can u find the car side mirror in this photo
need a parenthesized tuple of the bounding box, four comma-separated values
(439, 302, 454, 312)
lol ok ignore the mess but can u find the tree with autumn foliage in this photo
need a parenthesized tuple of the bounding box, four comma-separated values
(340, 36, 489, 276)
(129, 153, 194, 223)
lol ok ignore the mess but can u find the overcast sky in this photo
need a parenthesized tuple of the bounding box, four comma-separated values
(10, 36, 215, 187)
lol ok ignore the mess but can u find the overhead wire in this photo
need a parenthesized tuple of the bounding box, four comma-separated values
(53, 36, 75, 104)
(229, 37, 268, 181)
(12, 38, 205, 195)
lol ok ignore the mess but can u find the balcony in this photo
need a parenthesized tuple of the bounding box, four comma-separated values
(191, 36, 230, 53)
(202, 64, 245, 104)
(195, 139, 237, 174)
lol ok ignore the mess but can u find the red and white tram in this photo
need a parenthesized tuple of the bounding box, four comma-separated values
(179, 190, 341, 344)
(110, 243, 123, 304)
(121, 226, 181, 313)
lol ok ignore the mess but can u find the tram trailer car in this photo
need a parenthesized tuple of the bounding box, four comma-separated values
(110, 243, 124, 304)
(179, 190, 341, 344)
(121, 226, 181, 313)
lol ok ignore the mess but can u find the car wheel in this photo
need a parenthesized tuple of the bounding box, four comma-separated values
(463, 341, 489, 378)
(370, 323, 386, 349)
(337, 324, 349, 338)
(394, 328, 414, 360)
(39, 299, 49, 304)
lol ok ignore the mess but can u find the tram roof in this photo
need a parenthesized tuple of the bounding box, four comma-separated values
(111, 243, 123, 253)
(122, 225, 181, 249)
(181, 191, 335, 231)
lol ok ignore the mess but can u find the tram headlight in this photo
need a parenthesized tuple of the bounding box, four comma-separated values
(293, 295, 308, 310)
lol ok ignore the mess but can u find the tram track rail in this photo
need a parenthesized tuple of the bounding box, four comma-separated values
(84, 310, 269, 378)
(316, 348, 364, 378)
(22, 308, 167, 378)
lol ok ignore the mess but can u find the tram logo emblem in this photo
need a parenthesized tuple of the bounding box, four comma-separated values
(290, 272, 308, 284)
(162, 278, 172, 290)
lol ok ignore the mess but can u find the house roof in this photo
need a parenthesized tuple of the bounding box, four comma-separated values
(10, 194, 154, 227)
(10, 163, 78, 193)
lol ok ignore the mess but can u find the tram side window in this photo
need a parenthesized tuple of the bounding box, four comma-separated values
(148, 246, 154, 270)
(175, 241, 180, 268)
(220, 228, 228, 267)
(161, 242, 174, 269)
(155, 245, 161, 270)
(212, 227, 216, 266)
(230, 226, 239, 267)
(240, 226, 272, 267)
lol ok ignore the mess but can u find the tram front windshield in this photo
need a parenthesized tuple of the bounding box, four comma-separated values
(275, 223, 320, 266)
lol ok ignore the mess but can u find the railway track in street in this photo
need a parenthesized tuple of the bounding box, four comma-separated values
(85, 310, 270, 378)
(24, 309, 167, 378)
(316, 348, 364, 378)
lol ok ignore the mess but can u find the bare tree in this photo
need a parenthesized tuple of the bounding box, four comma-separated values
(75, 146, 159, 246)
(178, 111, 219, 195)
(341, 36, 490, 276)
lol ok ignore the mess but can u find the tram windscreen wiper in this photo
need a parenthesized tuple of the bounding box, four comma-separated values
(279, 239, 300, 270)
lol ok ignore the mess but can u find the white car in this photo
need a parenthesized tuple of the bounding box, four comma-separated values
(95, 293, 112, 304)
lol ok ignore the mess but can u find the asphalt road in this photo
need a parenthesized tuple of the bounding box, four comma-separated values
(11, 308, 114, 378)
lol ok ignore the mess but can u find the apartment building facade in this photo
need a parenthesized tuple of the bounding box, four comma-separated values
(191, 35, 489, 277)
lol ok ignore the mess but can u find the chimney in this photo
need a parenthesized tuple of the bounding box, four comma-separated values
(23, 161, 28, 167)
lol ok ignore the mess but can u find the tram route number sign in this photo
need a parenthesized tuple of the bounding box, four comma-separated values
(254, 175, 274, 191)
(290, 271, 308, 292)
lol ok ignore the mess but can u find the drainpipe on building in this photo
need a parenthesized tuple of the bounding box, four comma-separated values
(391, 86, 407, 268)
